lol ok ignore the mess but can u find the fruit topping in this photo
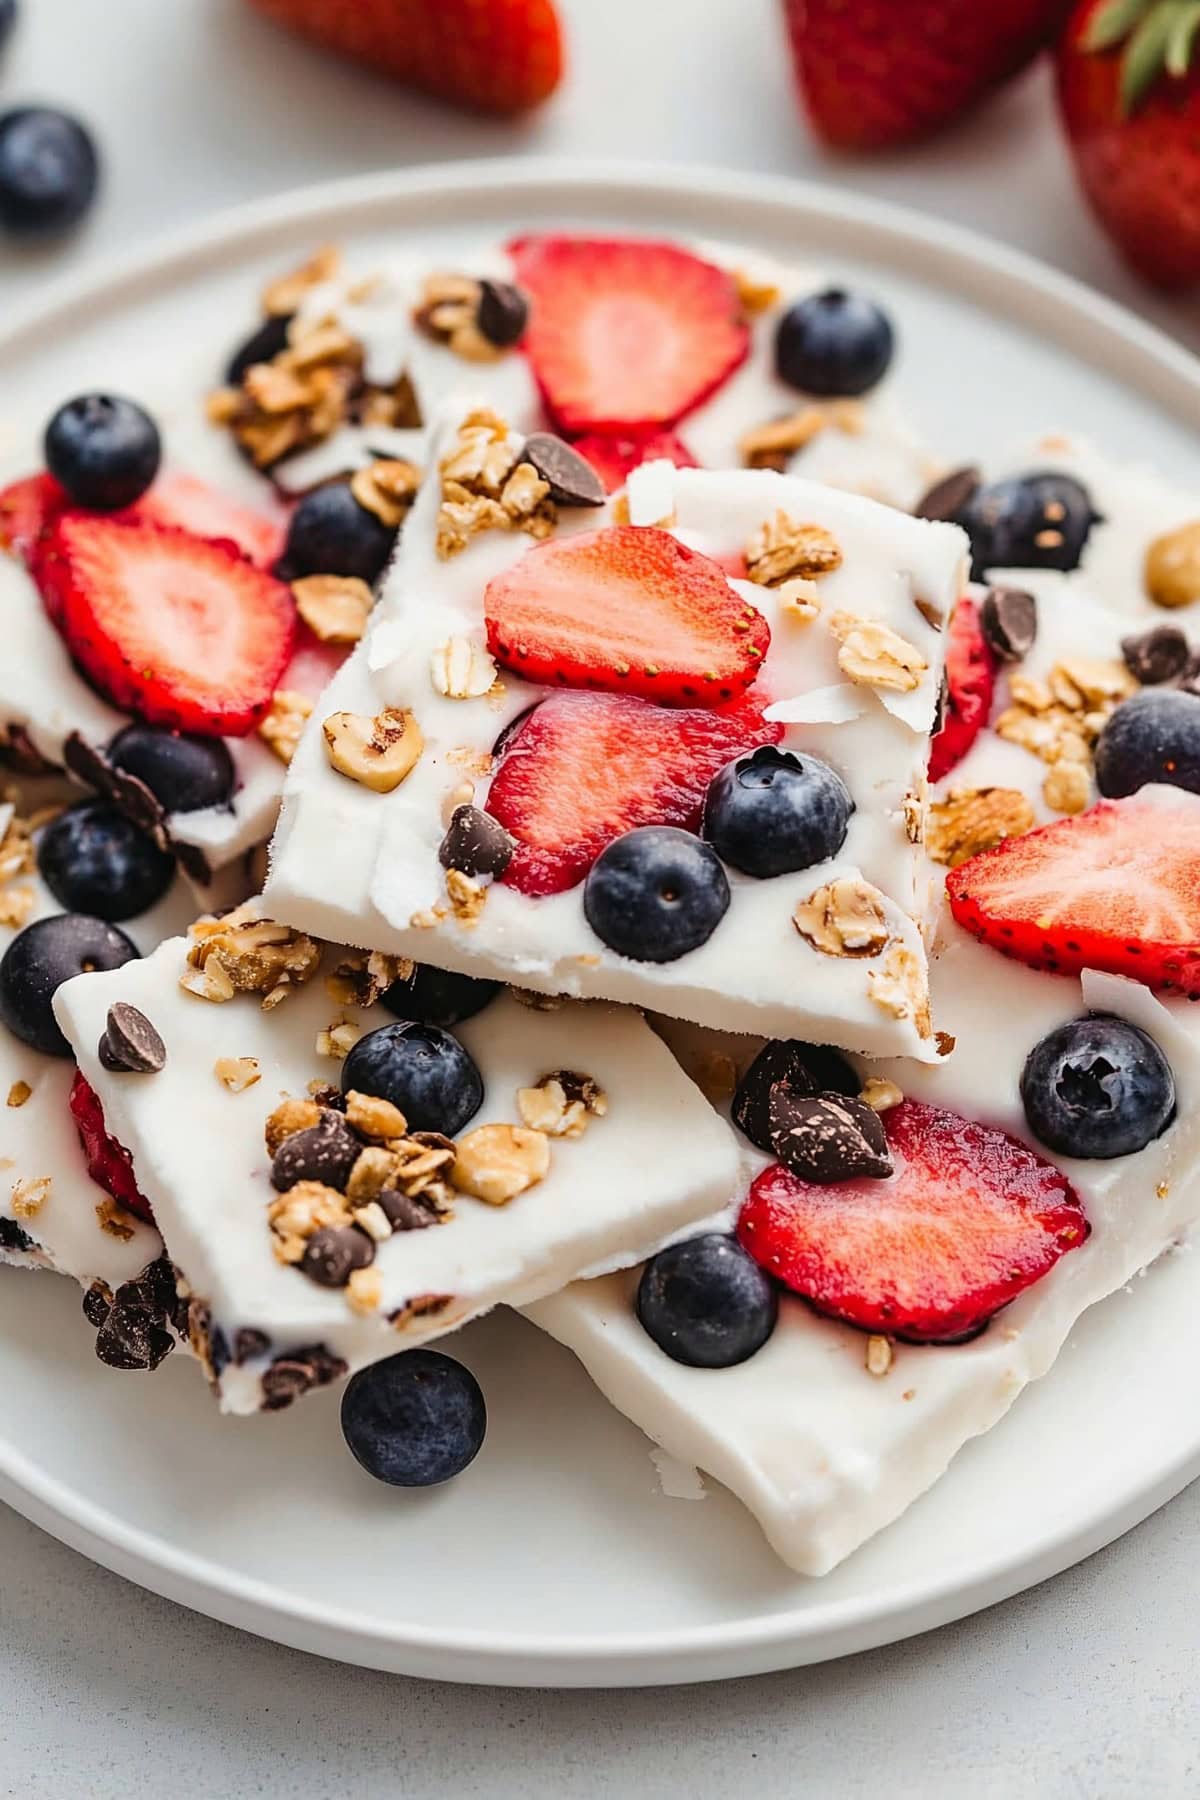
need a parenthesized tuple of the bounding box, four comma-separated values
(340, 1021, 483, 1136)
(483, 525, 770, 707)
(380, 963, 501, 1030)
(107, 723, 237, 814)
(636, 1234, 778, 1368)
(1094, 689, 1200, 798)
(946, 792, 1200, 996)
(508, 235, 749, 435)
(68, 1069, 153, 1223)
(0, 106, 98, 236)
(567, 430, 699, 495)
(340, 1350, 487, 1489)
(133, 472, 286, 568)
(44, 395, 161, 512)
(36, 800, 174, 921)
(583, 825, 730, 963)
(486, 690, 780, 897)
(956, 472, 1101, 579)
(0, 472, 62, 557)
(1021, 1014, 1175, 1161)
(928, 596, 997, 783)
(277, 478, 398, 585)
(731, 1038, 859, 1152)
(738, 1099, 1090, 1343)
(0, 913, 137, 1057)
(774, 289, 894, 397)
(702, 745, 854, 878)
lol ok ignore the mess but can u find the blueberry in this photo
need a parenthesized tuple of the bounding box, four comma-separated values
(1021, 1015, 1175, 1160)
(0, 913, 137, 1056)
(774, 289, 894, 397)
(637, 1234, 778, 1368)
(224, 312, 293, 386)
(37, 801, 174, 921)
(702, 746, 853, 879)
(1093, 689, 1200, 800)
(956, 472, 1099, 579)
(44, 395, 161, 511)
(277, 481, 397, 585)
(732, 1038, 859, 1152)
(380, 963, 500, 1029)
(584, 827, 730, 963)
(0, 107, 98, 237)
(340, 1349, 486, 1487)
(0, 1, 17, 52)
(108, 723, 236, 814)
(340, 1021, 483, 1136)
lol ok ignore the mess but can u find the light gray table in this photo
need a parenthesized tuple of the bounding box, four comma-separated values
(2, 3, 1197, 1794)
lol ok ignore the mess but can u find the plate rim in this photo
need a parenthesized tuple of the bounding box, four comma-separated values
(2, 156, 1198, 1687)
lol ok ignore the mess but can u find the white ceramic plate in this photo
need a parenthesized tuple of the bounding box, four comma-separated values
(1, 162, 1198, 1688)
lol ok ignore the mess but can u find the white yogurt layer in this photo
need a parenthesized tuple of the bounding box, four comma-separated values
(54, 930, 742, 1415)
(267, 407, 966, 1058)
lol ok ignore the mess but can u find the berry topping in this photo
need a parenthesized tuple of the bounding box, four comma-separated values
(508, 235, 750, 435)
(0, 471, 61, 559)
(380, 963, 501, 1029)
(340, 1022, 483, 1136)
(340, 1350, 487, 1488)
(133, 472, 286, 569)
(271, 1111, 362, 1193)
(0, 106, 98, 236)
(956, 472, 1100, 579)
(1021, 1014, 1175, 1161)
(636, 1234, 779, 1368)
(567, 430, 699, 495)
(767, 1088, 892, 1183)
(224, 311, 293, 385)
(68, 1069, 153, 1223)
(277, 479, 397, 585)
(44, 395, 161, 512)
(738, 1099, 1090, 1344)
(484, 526, 770, 708)
(928, 597, 997, 783)
(487, 691, 779, 897)
(35, 513, 297, 736)
(36, 800, 175, 921)
(702, 744, 854, 878)
(945, 793, 1200, 996)
(732, 1038, 859, 1152)
(774, 288, 895, 397)
(107, 723, 236, 815)
(0, 913, 137, 1057)
(1094, 689, 1200, 799)
(583, 825, 730, 964)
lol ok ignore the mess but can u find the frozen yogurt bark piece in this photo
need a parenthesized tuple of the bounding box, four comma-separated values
(54, 909, 743, 1414)
(267, 406, 967, 1059)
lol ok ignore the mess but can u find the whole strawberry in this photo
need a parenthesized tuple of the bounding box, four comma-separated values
(1057, 0, 1200, 288)
(783, 0, 1072, 151)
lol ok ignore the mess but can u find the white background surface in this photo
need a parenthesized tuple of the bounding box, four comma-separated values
(1, 1, 1198, 1794)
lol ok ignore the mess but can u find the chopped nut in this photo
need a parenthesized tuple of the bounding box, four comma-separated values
(96, 1195, 138, 1240)
(733, 268, 781, 314)
(185, 912, 321, 1003)
(350, 457, 420, 529)
(441, 780, 476, 826)
(11, 1174, 49, 1218)
(261, 245, 340, 316)
(345, 1265, 384, 1315)
(346, 1146, 397, 1203)
(868, 944, 932, 1037)
(859, 1077, 903, 1113)
(179, 958, 237, 1003)
(316, 1018, 364, 1060)
(778, 577, 823, 623)
(865, 1335, 893, 1377)
(6, 1079, 32, 1108)
(739, 406, 832, 471)
(1054, 657, 1137, 708)
(351, 1200, 394, 1243)
(692, 1049, 739, 1105)
(444, 867, 486, 925)
(516, 1071, 608, 1139)
(322, 706, 423, 791)
(1145, 520, 1200, 610)
(1043, 760, 1091, 814)
(325, 949, 412, 1008)
(292, 575, 374, 645)
(1010, 672, 1054, 713)
(902, 783, 927, 846)
(746, 512, 843, 585)
(829, 613, 928, 694)
(926, 787, 1035, 868)
(258, 690, 314, 765)
(244, 361, 313, 415)
(267, 1181, 351, 1255)
(499, 461, 551, 521)
(345, 1089, 408, 1141)
(214, 1055, 262, 1093)
(793, 879, 891, 958)
(0, 885, 34, 928)
(451, 1124, 550, 1205)
(264, 1096, 322, 1155)
(430, 634, 499, 700)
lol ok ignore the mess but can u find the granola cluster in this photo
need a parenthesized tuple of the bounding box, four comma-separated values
(829, 612, 929, 695)
(792, 879, 932, 1038)
(926, 786, 1036, 868)
(435, 409, 556, 559)
(180, 908, 322, 1009)
(738, 400, 866, 472)
(744, 512, 843, 624)
(0, 792, 39, 930)
(995, 655, 1138, 814)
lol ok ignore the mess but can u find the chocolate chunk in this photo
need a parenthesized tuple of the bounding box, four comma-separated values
(437, 804, 515, 880)
(913, 465, 980, 523)
(767, 1089, 892, 1184)
(99, 1001, 166, 1074)
(271, 1111, 362, 1192)
(980, 586, 1038, 663)
(233, 1327, 272, 1365)
(173, 841, 213, 887)
(732, 1039, 859, 1153)
(260, 1343, 348, 1411)
(1121, 624, 1190, 686)
(62, 731, 170, 850)
(520, 432, 606, 508)
(300, 1225, 375, 1288)
(0, 1216, 34, 1254)
(94, 1301, 175, 1371)
(476, 279, 530, 349)
(81, 1280, 113, 1327)
(308, 1083, 346, 1112)
(378, 1187, 443, 1231)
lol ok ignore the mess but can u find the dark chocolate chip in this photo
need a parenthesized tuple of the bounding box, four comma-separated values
(520, 431, 606, 508)
(0, 1216, 35, 1254)
(476, 279, 530, 349)
(1121, 624, 1190, 686)
(62, 731, 170, 850)
(233, 1326, 272, 1365)
(767, 1088, 892, 1184)
(81, 1279, 113, 1327)
(99, 1001, 166, 1074)
(260, 1343, 348, 1411)
(980, 586, 1038, 663)
(437, 804, 515, 880)
(94, 1302, 175, 1372)
(271, 1112, 362, 1192)
(732, 1039, 859, 1153)
(913, 465, 980, 523)
(300, 1225, 375, 1288)
(377, 1187, 443, 1232)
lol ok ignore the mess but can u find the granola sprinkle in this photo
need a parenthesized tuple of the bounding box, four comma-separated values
(451, 1124, 551, 1205)
(435, 409, 556, 558)
(828, 613, 929, 695)
(291, 574, 374, 645)
(11, 1174, 49, 1218)
(322, 706, 424, 791)
(868, 943, 932, 1037)
(516, 1071, 608, 1139)
(325, 949, 413, 1009)
(182, 909, 322, 1007)
(793, 878, 891, 958)
(745, 512, 843, 585)
(214, 1055, 262, 1093)
(926, 787, 1036, 868)
(257, 689, 313, 765)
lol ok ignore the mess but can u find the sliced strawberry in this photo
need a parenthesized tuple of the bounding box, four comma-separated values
(487, 690, 782, 895)
(569, 430, 699, 495)
(132, 473, 287, 569)
(928, 596, 995, 783)
(36, 513, 297, 737)
(0, 472, 65, 559)
(738, 1099, 1088, 1343)
(508, 236, 749, 435)
(484, 525, 769, 708)
(68, 1069, 153, 1225)
(946, 792, 1200, 997)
